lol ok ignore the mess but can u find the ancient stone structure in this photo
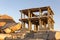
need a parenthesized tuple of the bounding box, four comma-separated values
(19, 6, 54, 31)
(19, 6, 60, 40)
(0, 6, 60, 40)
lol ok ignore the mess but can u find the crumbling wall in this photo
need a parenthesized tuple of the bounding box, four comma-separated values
(4, 23, 22, 33)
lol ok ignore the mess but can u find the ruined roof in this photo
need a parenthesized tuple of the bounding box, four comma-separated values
(0, 14, 16, 31)
(0, 14, 15, 22)
(0, 14, 13, 19)
(20, 6, 54, 16)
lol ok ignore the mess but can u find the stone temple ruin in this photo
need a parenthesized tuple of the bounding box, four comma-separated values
(19, 6, 54, 31)
(0, 6, 60, 40)
(0, 15, 22, 34)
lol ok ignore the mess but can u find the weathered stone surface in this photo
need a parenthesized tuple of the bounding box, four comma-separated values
(0, 15, 22, 34)
(0, 22, 6, 26)
(4, 30, 60, 40)
(0, 34, 11, 40)
(0, 14, 13, 19)
(55, 31, 60, 39)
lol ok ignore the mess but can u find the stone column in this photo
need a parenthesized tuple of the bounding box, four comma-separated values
(34, 24, 38, 32)
(39, 9, 42, 30)
(44, 22, 46, 29)
(48, 8, 50, 30)
(28, 10, 32, 30)
(20, 11, 23, 19)
(51, 22, 54, 30)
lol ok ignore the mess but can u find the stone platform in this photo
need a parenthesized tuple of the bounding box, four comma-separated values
(4, 30, 60, 40)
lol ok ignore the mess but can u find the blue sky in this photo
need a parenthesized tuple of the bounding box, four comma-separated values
(0, 0, 60, 31)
